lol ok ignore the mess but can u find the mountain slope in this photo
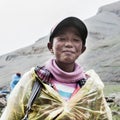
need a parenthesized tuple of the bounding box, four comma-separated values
(0, 1, 120, 87)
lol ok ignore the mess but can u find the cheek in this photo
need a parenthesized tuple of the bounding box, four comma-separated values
(76, 44, 83, 53)
(52, 42, 61, 54)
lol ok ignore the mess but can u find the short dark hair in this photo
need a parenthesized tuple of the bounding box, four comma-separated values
(16, 73, 21, 77)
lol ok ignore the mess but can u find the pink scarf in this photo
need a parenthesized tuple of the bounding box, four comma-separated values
(45, 59, 86, 83)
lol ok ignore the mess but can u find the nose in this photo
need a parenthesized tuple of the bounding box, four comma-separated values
(64, 39, 73, 48)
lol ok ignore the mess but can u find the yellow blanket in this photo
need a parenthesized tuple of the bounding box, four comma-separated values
(0, 68, 112, 120)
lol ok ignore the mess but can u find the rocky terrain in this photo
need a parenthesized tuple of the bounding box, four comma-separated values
(83, 1, 120, 82)
(0, 1, 120, 119)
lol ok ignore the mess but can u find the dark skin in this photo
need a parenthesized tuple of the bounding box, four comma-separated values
(48, 27, 86, 72)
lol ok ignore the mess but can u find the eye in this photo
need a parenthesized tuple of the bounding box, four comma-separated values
(58, 37, 66, 41)
(73, 38, 81, 42)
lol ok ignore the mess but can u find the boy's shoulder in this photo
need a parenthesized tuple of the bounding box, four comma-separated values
(85, 69, 104, 89)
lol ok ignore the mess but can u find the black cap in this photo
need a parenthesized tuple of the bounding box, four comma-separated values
(49, 17, 88, 45)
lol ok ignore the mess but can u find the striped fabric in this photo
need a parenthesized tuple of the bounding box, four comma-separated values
(52, 80, 77, 100)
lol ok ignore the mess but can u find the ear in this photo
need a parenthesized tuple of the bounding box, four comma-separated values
(81, 46, 86, 53)
(47, 42, 53, 53)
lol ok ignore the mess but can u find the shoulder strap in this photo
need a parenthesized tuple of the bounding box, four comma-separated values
(77, 78, 86, 88)
(22, 78, 42, 120)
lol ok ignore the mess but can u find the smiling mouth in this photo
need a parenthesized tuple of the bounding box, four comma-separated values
(63, 50, 74, 54)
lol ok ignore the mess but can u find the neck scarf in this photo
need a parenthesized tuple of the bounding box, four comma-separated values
(45, 59, 86, 83)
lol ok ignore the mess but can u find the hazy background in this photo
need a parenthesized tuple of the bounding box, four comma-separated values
(0, 0, 119, 56)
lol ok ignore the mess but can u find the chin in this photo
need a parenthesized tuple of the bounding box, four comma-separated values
(62, 59, 75, 64)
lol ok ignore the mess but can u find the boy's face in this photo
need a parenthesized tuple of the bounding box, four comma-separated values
(48, 26, 86, 65)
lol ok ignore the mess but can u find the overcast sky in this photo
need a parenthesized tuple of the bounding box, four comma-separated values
(0, 0, 119, 56)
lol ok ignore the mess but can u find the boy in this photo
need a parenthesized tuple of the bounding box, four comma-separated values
(0, 17, 112, 120)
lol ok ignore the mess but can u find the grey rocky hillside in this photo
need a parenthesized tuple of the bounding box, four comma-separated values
(0, 1, 120, 87)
